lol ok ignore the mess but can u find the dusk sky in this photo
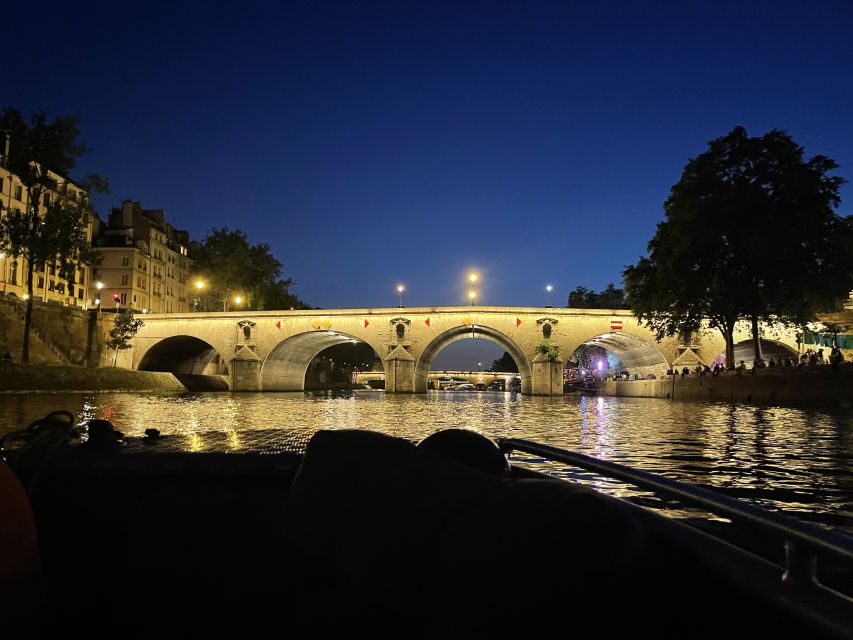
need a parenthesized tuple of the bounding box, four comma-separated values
(7, 1, 853, 368)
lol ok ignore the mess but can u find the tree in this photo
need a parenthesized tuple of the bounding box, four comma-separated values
(0, 107, 108, 362)
(624, 126, 852, 367)
(490, 351, 518, 373)
(192, 228, 310, 311)
(106, 309, 144, 366)
(535, 339, 560, 361)
(568, 283, 627, 308)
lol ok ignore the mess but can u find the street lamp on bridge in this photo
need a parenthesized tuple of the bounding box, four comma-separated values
(193, 280, 205, 312)
(397, 284, 405, 308)
(546, 284, 553, 308)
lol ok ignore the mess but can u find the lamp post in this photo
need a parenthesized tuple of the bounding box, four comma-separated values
(95, 281, 104, 314)
(0, 250, 7, 294)
(467, 272, 479, 306)
(193, 280, 204, 312)
(546, 284, 553, 308)
(397, 284, 405, 308)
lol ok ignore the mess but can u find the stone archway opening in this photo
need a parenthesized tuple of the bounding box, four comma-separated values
(137, 336, 228, 390)
(730, 339, 798, 367)
(569, 333, 669, 380)
(415, 325, 532, 394)
(261, 331, 382, 392)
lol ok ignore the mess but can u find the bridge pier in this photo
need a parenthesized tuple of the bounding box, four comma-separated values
(531, 355, 564, 396)
(384, 346, 416, 393)
(230, 346, 262, 391)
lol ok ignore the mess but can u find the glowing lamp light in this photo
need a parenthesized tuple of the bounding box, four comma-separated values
(112, 292, 120, 302)
(597, 360, 605, 371)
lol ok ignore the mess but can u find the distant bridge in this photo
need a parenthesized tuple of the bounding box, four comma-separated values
(130, 306, 799, 395)
(353, 370, 520, 390)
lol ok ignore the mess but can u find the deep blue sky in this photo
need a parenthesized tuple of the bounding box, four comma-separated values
(6, 1, 853, 368)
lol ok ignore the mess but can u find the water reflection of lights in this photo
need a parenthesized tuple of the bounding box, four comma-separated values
(187, 433, 202, 451)
(594, 396, 611, 458)
(228, 430, 240, 450)
(79, 398, 98, 425)
(2, 391, 850, 532)
(579, 395, 589, 445)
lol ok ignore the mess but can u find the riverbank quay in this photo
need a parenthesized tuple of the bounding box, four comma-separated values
(0, 363, 186, 393)
(596, 366, 853, 408)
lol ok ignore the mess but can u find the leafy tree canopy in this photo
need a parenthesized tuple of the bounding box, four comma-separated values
(106, 309, 144, 366)
(568, 283, 627, 309)
(489, 351, 519, 373)
(192, 228, 311, 311)
(0, 106, 108, 362)
(624, 126, 852, 366)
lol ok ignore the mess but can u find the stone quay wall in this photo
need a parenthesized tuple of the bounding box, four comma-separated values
(0, 363, 185, 392)
(596, 366, 853, 408)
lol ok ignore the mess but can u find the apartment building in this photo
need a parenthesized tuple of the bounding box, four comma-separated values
(0, 165, 93, 307)
(88, 201, 194, 313)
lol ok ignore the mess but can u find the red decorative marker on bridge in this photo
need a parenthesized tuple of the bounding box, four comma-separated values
(364, 319, 370, 328)
(425, 318, 431, 327)
(515, 318, 522, 327)
(275, 320, 282, 330)
(611, 319, 623, 331)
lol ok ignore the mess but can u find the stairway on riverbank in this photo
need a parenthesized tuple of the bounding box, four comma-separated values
(0, 298, 70, 364)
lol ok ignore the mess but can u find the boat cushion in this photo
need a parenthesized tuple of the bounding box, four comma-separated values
(282, 429, 645, 629)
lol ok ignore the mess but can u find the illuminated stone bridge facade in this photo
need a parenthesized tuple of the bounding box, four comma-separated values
(130, 307, 799, 396)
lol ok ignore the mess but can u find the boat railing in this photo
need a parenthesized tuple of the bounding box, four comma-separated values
(498, 438, 853, 589)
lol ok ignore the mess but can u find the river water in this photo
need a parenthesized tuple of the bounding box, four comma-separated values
(2, 390, 851, 533)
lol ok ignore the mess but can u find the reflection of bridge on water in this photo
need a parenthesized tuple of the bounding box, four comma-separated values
(352, 370, 520, 391)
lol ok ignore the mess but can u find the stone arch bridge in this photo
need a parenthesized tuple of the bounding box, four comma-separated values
(131, 307, 799, 396)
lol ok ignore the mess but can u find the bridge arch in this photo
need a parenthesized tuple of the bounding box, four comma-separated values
(136, 335, 230, 390)
(261, 330, 383, 391)
(137, 335, 225, 375)
(415, 325, 532, 394)
(567, 332, 670, 377)
(731, 338, 798, 365)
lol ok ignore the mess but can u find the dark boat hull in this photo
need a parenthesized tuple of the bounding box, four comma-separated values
(3, 420, 853, 639)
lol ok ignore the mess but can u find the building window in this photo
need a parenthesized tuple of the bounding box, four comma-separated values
(120, 293, 127, 305)
(121, 274, 128, 285)
(121, 256, 129, 266)
(37, 276, 45, 289)
(10, 262, 18, 285)
(43, 193, 51, 206)
(14, 185, 22, 201)
(78, 289, 83, 299)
